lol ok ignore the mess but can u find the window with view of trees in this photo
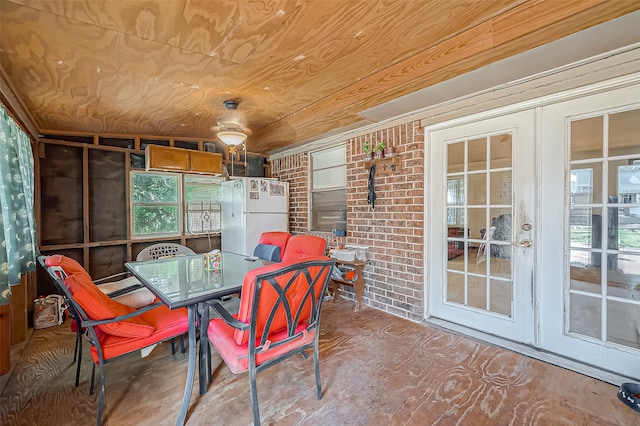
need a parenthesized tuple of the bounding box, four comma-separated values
(131, 172, 180, 237)
(310, 145, 346, 232)
(131, 171, 222, 238)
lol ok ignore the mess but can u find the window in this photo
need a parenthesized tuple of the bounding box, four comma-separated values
(184, 175, 223, 234)
(618, 163, 640, 219)
(131, 171, 222, 238)
(310, 145, 347, 232)
(447, 178, 464, 225)
(571, 168, 593, 201)
(569, 168, 593, 226)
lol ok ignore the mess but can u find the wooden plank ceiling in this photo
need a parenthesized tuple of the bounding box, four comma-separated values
(1, 0, 639, 154)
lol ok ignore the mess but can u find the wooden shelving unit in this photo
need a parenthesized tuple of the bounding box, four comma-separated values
(329, 259, 366, 312)
(364, 155, 401, 176)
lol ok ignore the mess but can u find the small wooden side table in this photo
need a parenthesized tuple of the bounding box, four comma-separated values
(329, 259, 366, 312)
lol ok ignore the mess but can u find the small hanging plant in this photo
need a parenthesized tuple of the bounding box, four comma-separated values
(363, 140, 374, 160)
(374, 141, 386, 159)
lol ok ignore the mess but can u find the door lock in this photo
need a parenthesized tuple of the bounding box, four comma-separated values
(522, 223, 532, 231)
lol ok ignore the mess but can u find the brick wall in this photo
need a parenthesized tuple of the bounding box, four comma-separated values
(347, 122, 425, 320)
(270, 152, 309, 235)
(270, 121, 425, 322)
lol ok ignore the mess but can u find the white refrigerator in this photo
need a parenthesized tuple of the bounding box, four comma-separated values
(221, 177, 289, 256)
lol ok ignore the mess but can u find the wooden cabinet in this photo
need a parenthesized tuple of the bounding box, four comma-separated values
(146, 145, 190, 171)
(145, 145, 222, 175)
(190, 150, 222, 174)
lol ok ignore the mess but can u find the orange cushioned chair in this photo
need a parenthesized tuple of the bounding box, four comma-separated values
(207, 256, 335, 426)
(281, 235, 327, 262)
(65, 243, 194, 388)
(55, 255, 156, 388)
(253, 231, 291, 261)
(39, 255, 189, 426)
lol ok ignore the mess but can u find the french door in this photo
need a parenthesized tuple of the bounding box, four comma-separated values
(539, 84, 640, 379)
(427, 82, 640, 379)
(428, 110, 536, 344)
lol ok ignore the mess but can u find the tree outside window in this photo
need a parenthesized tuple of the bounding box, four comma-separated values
(131, 172, 180, 237)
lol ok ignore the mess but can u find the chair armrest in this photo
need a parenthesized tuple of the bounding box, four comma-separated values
(95, 271, 130, 283)
(207, 300, 249, 331)
(81, 302, 163, 327)
(104, 284, 144, 299)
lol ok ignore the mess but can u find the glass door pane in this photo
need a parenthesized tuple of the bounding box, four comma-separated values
(445, 133, 514, 317)
(568, 107, 640, 350)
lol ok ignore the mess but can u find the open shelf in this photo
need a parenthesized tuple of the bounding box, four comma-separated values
(364, 155, 401, 176)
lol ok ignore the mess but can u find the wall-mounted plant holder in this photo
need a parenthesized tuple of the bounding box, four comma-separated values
(364, 156, 401, 176)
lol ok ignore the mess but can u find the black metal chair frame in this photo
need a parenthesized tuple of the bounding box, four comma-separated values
(68, 261, 186, 390)
(38, 255, 182, 426)
(207, 258, 335, 426)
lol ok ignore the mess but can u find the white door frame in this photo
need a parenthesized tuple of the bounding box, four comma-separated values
(426, 110, 537, 344)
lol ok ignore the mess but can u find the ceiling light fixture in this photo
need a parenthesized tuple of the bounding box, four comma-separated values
(213, 100, 251, 146)
(216, 127, 248, 146)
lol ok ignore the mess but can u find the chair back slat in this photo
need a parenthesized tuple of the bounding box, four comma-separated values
(136, 243, 196, 261)
(241, 258, 334, 352)
(258, 270, 309, 348)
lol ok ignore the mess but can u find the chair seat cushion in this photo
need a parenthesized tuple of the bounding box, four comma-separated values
(45, 255, 156, 339)
(91, 305, 189, 362)
(208, 316, 315, 374)
(98, 276, 157, 308)
(64, 273, 155, 339)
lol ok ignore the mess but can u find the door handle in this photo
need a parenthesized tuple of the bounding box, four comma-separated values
(515, 240, 532, 248)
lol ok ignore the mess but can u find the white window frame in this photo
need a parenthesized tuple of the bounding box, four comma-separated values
(184, 174, 224, 234)
(130, 171, 223, 239)
(309, 144, 347, 232)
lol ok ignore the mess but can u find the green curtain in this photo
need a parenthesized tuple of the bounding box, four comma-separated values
(0, 105, 38, 305)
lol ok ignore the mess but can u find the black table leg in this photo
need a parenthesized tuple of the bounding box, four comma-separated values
(176, 306, 196, 426)
(198, 303, 210, 395)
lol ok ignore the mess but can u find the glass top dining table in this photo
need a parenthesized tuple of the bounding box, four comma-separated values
(125, 251, 270, 426)
(125, 252, 270, 309)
